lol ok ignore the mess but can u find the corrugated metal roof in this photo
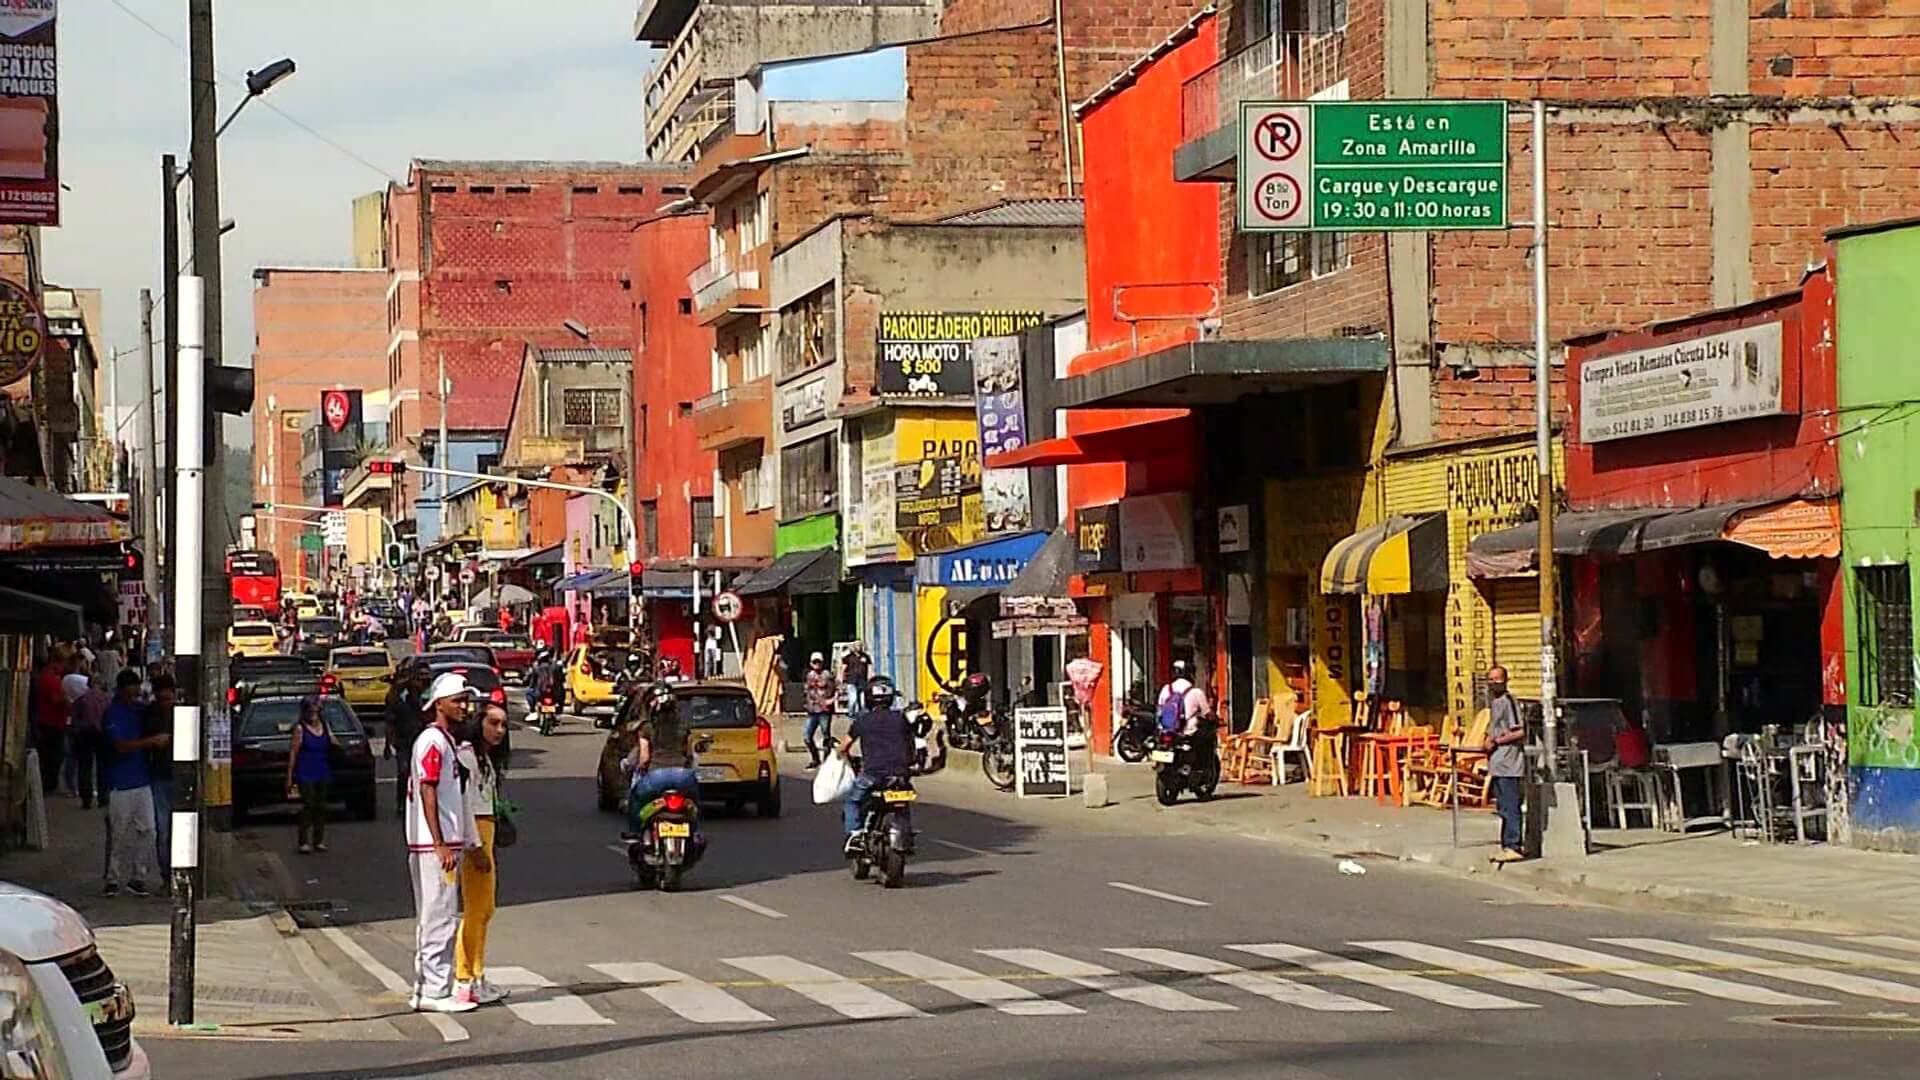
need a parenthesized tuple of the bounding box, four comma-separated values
(527, 346, 632, 366)
(413, 159, 685, 174)
(939, 199, 1085, 228)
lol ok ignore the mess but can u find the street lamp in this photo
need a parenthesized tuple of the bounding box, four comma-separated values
(216, 58, 297, 138)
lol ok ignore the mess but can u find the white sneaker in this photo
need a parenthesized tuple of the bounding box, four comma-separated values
(474, 979, 510, 1004)
(409, 992, 479, 1014)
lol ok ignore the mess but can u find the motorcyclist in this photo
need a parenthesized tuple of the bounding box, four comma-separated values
(837, 675, 914, 856)
(624, 681, 699, 818)
(526, 646, 557, 712)
(1156, 660, 1211, 736)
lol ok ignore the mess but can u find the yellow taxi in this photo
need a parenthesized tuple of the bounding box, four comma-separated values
(227, 621, 280, 658)
(326, 646, 394, 717)
(565, 642, 628, 722)
(595, 681, 779, 817)
(285, 592, 320, 619)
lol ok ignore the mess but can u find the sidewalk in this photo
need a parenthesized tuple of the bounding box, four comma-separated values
(940, 748, 1920, 933)
(0, 793, 399, 1041)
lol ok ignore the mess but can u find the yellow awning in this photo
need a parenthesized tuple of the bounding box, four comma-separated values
(1320, 514, 1449, 595)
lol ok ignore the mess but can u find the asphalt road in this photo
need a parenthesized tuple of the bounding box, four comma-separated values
(149, 708, 1920, 1079)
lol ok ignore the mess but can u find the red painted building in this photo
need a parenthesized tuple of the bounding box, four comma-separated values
(1500, 271, 1844, 743)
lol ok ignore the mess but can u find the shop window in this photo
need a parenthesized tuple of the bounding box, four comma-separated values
(691, 497, 716, 554)
(1856, 564, 1914, 708)
(780, 434, 837, 520)
(1249, 231, 1348, 298)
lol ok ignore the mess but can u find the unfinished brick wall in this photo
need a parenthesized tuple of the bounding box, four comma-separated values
(938, 0, 1214, 104)
(1430, 364, 1569, 441)
(901, 24, 1071, 216)
(772, 159, 913, 250)
(1749, 121, 1920, 295)
(1428, 0, 1712, 99)
(1749, 3, 1920, 98)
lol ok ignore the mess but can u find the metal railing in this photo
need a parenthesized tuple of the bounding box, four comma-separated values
(1180, 29, 1348, 142)
(692, 379, 769, 416)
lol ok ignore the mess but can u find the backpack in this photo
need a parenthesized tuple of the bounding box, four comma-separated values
(1157, 688, 1184, 733)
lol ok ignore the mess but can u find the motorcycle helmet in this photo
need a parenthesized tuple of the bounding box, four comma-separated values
(645, 680, 675, 714)
(1172, 660, 1191, 680)
(867, 675, 897, 709)
(959, 670, 992, 709)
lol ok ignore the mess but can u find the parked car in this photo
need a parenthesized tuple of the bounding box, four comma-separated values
(226, 620, 279, 658)
(326, 647, 394, 720)
(597, 681, 779, 817)
(230, 693, 377, 823)
(0, 882, 148, 1080)
(290, 616, 343, 662)
(455, 629, 534, 683)
(566, 643, 628, 721)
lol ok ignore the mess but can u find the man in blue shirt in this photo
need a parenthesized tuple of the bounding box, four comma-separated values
(103, 670, 167, 897)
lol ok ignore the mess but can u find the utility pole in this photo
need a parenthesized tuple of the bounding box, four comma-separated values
(622, 374, 640, 634)
(167, 275, 207, 1027)
(138, 290, 162, 649)
(187, 0, 232, 837)
(1530, 98, 1557, 782)
(437, 351, 449, 608)
(160, 153, 179, 643)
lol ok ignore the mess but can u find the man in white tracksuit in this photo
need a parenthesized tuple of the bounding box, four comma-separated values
(406, 672, 482, 1013)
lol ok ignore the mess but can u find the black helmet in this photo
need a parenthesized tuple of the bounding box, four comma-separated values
(867, 675, 897, 707)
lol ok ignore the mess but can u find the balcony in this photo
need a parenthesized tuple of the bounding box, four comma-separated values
(689, 254, 768, 325)
(1175, 29, 1348, 182)
(693, 378, 772, 453)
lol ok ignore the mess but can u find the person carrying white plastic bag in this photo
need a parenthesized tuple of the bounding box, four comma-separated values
(812, 748, 854, 805)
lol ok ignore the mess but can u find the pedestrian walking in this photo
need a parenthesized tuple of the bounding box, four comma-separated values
(285, 695, 336, 855)
(385, 663, 431, 818)
(69, 671, 111, 810)
(32, 644, 72, 796)
(145, 677, 177, 876)
(60, 661, 90, 798)
(103, 670, 166, 897)
(841, 642, 871, 720)
(1483, 664, 1529, 863)
(803, 652, 837, 770)
(454, 701, 510, 1006)
(405, 672, 480, 1014)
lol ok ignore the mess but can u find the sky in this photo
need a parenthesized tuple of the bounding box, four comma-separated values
(47, 0, 650, 444)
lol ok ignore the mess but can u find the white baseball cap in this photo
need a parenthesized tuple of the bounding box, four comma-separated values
(425, 672, 474, 708)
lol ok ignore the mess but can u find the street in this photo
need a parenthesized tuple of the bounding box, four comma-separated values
(139, 715, 1920, 1080)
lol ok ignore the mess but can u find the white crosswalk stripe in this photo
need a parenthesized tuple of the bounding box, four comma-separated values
(1722, 937, 1920, 977)
(1846, 935, 1920, 956)
(1477, 939, 1830, 1006)
(1230, 943, 1535, 1010)
(724, 955, 925, 1019)
(980, 949, 1237, 1013)
(1599, 938, 1920, 1004)
(486, 966, 614, 1026)
(1354, 940, 1668, 1007)
(855, 951, 1083, 1016)
(1106, 947, 1388, 1012)
(590, 962, 773, 1024)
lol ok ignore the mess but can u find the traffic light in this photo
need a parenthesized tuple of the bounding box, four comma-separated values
(385, 542, 405, 569)
(629, 560, 644, 588)
(120, 545, 142, 581)
(207, 362, 255, 415)
(368, 460, 406, 476)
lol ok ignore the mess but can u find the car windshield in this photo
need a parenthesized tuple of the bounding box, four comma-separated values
(234, 622, 275, 636)
(239, 697, 361, 738)
(680, 693, 756, 729)
(301, 618, 341, 635)
(331, 651, 389, 669)
(428, 663, 500, 689)
(433, 646, 494, 665)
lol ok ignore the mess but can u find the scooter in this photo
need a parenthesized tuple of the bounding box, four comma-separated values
(849, 775, 916, 889)
(1151, 716, 1221, 805)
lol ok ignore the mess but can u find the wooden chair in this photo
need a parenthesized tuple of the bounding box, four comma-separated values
(1221, 698, 1278, 784)
(1407, 708, 1490, 808)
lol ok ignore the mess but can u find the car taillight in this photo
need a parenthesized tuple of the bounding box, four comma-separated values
(321, 675, 340, 694)
(226, 687, 239, 706)
(662, 791, 688, 814)
(233, 748, 267, 768)
(489, 687, 506, 705)
(755, 717, 772, 752)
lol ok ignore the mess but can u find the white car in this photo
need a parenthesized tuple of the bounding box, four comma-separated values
(1, 943, 110, 1079)
(0, 884, 148, 1080)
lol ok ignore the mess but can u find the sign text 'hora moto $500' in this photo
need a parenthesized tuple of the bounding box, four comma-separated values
(1238, 100, 1509, 232)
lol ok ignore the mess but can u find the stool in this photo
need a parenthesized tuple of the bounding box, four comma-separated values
(1607, 767, 1662, 830)
(1310, 728, 1352, 797)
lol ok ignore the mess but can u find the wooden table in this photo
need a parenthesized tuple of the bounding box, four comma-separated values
(1310, 725, 1371, 797)
(1356, 730, 1439, 806)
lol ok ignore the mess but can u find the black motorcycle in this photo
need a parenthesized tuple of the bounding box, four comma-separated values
(849, 775, 916, 888)
(624, 780, 706, 892)
(1113, 701, 1160, 764)
(978, 712, 1016, 792)
(1151, 716, 1220, 805)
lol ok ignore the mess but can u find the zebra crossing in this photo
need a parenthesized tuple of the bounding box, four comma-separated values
(441, 934, 1920, 1032)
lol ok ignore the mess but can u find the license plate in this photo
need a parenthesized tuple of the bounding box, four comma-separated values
(656, 822, 691, 838)
(883, 789, 917, 803)
(1149, 749, 1175, 764)
(696, 766, 729, 782)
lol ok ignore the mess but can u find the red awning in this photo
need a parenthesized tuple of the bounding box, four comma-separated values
(986, 414, 1190, 470)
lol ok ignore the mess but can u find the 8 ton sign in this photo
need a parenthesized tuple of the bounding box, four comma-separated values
(1240, 104, 1313, 230)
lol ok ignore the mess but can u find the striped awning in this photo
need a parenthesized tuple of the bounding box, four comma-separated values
(1320, 514, 1449, 595)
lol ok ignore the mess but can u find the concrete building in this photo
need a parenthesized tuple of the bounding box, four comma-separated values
(372, 160, 690, 540)
(500, 344, 636, 468)
(633, 0, 943, 163)
(249, 265, 389, 575)
(632, 209, 717, 562)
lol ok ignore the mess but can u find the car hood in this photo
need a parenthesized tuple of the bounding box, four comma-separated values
(0, 881, 96, 962)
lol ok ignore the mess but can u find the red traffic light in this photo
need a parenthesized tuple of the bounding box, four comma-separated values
(628, 560, 645, 577)
(368, 460, 405, 476)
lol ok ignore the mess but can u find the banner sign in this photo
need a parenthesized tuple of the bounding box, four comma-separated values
(1578, 321, 1786, 444)
(1119, 492, 1194, 572)
(928, 531, 1047, 587)
(877, 311, 1044, 397)
(1014, 706, 1070, 798)
(1074, 504, 1121, 574)
(0, 1, 57, 227)
(973, 335, 1033, 535)
(0, 278, 42, 385)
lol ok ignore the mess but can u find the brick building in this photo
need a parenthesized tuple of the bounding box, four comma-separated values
(632, 209, 717, 564)
(248, 266, 388, 576)
(373, 160, 690, 538)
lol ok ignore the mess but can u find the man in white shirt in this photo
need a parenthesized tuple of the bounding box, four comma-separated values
(405, 673, 481, 1013)
(1156, 660, 1211, 736)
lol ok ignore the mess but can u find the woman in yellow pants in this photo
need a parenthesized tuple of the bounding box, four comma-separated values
(455, 702, 510, 1006)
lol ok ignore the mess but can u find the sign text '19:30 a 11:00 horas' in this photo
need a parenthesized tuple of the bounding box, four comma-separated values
(1238, 100, 1509, 232)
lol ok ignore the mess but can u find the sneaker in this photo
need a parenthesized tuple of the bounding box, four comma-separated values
(474, 980, 510, 1005)
(298, 843, 312, 855)
(315, 843, 329, 853)
(453, 982, 478, 1006)
(843, 834, 864, 857)
(127, 881, 152, 898)
(1491, 848, 1526, 864)
(102, 883, 119, 898)
(409, 992, 478, 1014)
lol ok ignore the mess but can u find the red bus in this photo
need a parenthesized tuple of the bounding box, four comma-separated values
(227, 549, 283, 617)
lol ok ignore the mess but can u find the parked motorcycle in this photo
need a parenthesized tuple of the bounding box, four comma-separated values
(906, 700, 946, 775)
(979, 714, 1016, 792)
(1113, 700, 1160, 764)
(623, 785, 705, 892)
(849, 775, 916, 888)
(1151, 716, 1221, 805)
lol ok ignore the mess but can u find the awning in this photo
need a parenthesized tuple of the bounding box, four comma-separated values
(515, 543, 565, 569)
(986, 414, 1190, 470)
(555, 568, 615, 592)
(477, 547, 536, 563)
(1056, 338, 1389, 409)
(1320, 514, 1449, 595)
(735, 548, 839, 597)
(0, 475, 128, 551)
(1724, 498, 1841, 559)
(641, 569, 697, 599)
(1005, 525, 1074, 599)
(0, 585, 82, 638)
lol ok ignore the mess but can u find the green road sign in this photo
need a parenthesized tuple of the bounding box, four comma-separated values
(1239, 99, 1510, 232)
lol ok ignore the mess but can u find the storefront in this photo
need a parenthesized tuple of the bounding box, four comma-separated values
(913, 531, 1049, 706)
(1265, 473, 1365, 732)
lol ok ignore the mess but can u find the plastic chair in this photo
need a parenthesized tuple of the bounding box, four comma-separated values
(1273, 709, 1312, 785)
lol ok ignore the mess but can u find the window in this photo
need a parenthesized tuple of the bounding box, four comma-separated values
(691, 497, 716, 553)
(495, 279, 512, 294)
(741, 456, 772, 513)
(636, 303, 648, 349)
(618, 185, 647, 195)
(664, 184, 688, 196)
(1857, 565, 1914, 708)
(641, 501, 660, 556)
(779, 435, 837, 520)
(573, 185, 600, 195)
(469, 184, 495, 194)
(778, 286, 835, 379)
(638, 404, 648, 451)
(743, 325, 772, 382)
(561, 387, 624, 427)
(505, 185, 531, 195)
(678, 298, 692, 315)
(1249, 231, 1348, 296)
